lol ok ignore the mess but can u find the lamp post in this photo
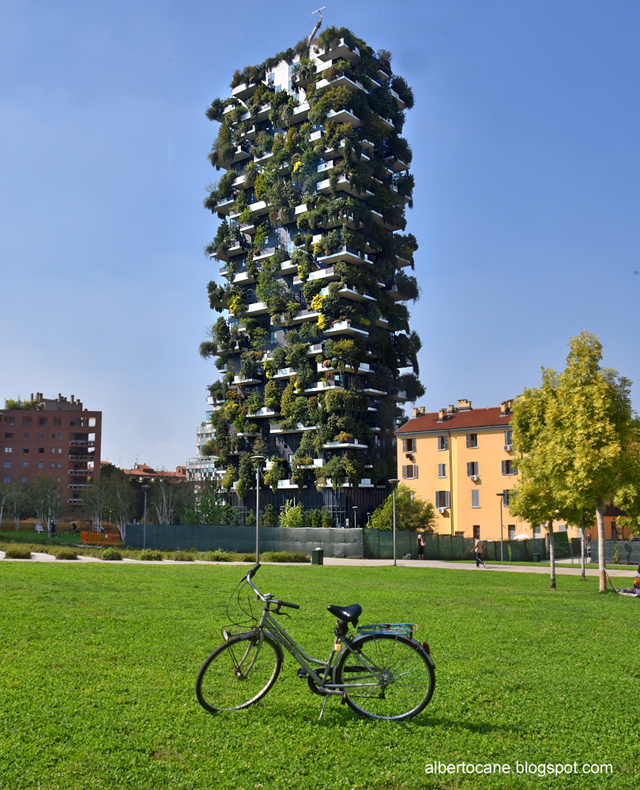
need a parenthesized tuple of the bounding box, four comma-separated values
(351, 505, 358, 529)
(141, 485, 150, 550)
(252, 456, 265, 562)
(496, 492, 505, 561)
(389, 479, 399, 566)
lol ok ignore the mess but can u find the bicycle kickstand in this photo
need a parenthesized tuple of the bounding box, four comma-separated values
(318, 694, 332, 723)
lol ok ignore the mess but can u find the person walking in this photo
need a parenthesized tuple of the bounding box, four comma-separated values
(417, 534, 425, 560)
(472, 536, 486, 568)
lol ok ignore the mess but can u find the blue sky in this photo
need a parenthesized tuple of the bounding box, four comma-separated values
(1, 0, 639, 470)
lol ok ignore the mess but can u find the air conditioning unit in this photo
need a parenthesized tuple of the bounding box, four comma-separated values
(438, 507, 447, 514)
(470, 475, 479, 482)
(504, 444, 512, 451)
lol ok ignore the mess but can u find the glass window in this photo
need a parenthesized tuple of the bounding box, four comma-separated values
(438, 463, 446, 478)
(437, 435, 448, 451)
(466, 433, 478, 448)
(471, 489, 480, 508)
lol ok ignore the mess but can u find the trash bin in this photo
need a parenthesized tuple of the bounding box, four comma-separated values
(532, 552, 540, 563)
(311, 547, 324, 566)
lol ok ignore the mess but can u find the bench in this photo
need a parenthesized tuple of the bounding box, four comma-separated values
(80, 531, 121, 546)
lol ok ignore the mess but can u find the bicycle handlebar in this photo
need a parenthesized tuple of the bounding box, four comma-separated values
(244, 563, 300, 611)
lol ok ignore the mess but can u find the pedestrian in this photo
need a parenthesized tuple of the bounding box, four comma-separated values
(472, 536, 486, 568)
(417, 534, 424, 560)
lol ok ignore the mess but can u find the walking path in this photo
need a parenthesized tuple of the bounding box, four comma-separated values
(0, 549, 635, 578)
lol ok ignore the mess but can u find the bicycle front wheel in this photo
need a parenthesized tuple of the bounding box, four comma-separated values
(335, 633, 435, 721)
(196, 632, 283, 713)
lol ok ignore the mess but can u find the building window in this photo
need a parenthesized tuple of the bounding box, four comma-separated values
(471, 489, 480, 508)
(38, 448, 45, 454)
(402, 437, 416, 453)
(437, 435, 448, 451)
(22, 476, 28, 483)
(39, 433, 45, 440)
(504, 429, 513, 449)
(557, 524, 567, 532)
(435, 490, 450, 509)
(23, 448, 29, 454)
(54, 418, 61, 427)
(58, 448, 62, 454)
(4, 432, 12, 438)
(38, 462, 44, 469)
(23, 462, 29, 468)
(38, 418, 47, 426)
(508, 525, 516, 540)
(467, 461, 479, 478)
(23, 418, 32, 426)
(473, 525, 481, 539)
(4, 447, 12, 454)
(466, 433, 478, 448)
(402, 464, 418, 479)
(438, 463, 446, 478)
(533, 525, 541, 539)
(3, 462, 11, 468)
(50, 463, 55, 468)
(502, 489, 511, 507)
(23, 433, 29, 439)
(2, 476, 10, 483)
(501, 460, 517, 475)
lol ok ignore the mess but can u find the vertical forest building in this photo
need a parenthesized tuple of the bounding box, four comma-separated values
(201, 25, 423, 523)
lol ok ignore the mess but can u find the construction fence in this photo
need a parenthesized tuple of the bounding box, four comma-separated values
(126, 523, 551, 562)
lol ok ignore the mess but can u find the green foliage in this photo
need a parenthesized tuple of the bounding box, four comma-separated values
(259, 551, 309, 563)
(139, 550, 164, 561)
(101, 549, 122, 561)
(171, 551, 195, 562)
(53, 549, 78, 560)
(279, 500, 305, 529)
(4, 546, 32, 559)
(368, 485, 436, 532)
(261, 503, 277, 527)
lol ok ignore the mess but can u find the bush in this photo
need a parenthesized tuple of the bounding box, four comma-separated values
(4, 547, 32, 559)
(102, 549, 122, 561)
(139, 550, 164, 562)
(202, 549, 232, 562)
(260, 551, 309, 563)
(54, 549, 78, 560)
(171, 551, 195, 562)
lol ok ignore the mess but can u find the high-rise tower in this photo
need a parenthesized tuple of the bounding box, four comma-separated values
(202, 25, 423, 523)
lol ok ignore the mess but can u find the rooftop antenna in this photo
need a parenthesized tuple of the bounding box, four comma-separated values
(307, 6, 326, 46)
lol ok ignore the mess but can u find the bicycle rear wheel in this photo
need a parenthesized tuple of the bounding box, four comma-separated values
(335, 633, 435, 721)
(196, 632, 282, 713)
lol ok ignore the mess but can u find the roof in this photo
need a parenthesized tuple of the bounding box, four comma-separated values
(396, 407, 512, 435)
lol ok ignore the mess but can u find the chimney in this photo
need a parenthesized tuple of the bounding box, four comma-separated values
(438, 409, 447, 421)
(412, 408, 419, 418)
(457, 399, 472, 411)
(447, 404, 456, 414)
(419, 406, 426, 415)
(501, 400, 513, 415)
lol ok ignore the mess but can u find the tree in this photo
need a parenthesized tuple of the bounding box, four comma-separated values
(7, 482, 29, 531)
(511, 333, 640, 592)
(29, 478, 62, 532)
(368, 485, 436, 532)
(105, 477, 135, 541)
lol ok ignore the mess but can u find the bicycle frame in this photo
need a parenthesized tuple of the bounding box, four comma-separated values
(240, 571, 382, 697)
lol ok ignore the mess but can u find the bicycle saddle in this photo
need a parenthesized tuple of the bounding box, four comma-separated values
(327, 604, 362, 625)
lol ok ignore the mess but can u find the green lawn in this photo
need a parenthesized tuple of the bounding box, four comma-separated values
(0, 563, 637, 789)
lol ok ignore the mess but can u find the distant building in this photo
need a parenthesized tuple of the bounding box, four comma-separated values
(185, 394, 219, 486)
(121, 463, 187, 484)
(396, 399, 529, 541)
(1, 393, 101, 513)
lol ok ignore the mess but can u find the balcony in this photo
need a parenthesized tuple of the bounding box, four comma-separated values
(317, 246, 375, 266)
(317, 175, 371, 198)
(293, 266, 337, 286)
(306, 343, 324, 356)
(324, 320, 369, 338)
(364, 387, 387, 396)
(231, 82, 258, 101)
(390, 88, 406, 110)
(289, 309, 320, 325)
(326, 108, 361, 128)
(68, 469, 91, 476)
(316, 76, 366, 94)
(320, 284, 375, 302)
(251, 407, 280, 418)
(245, 301, 269, 316)
(314, 37, 361, 62)
(396, 256, 413, 269)
(273, 367, 297, 379)
(270, 423, 316, 434)
(69, 439, 95, 447)
(291, 102, 310, 122)
(230, 145, 251, 165)
(304, 380, 341, 393)
(213, 196, 235, 216)
(233, 374, 261, 386)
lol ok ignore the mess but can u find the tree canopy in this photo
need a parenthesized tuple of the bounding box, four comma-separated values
(510, 332, 640, 591)
(368, 484, 436, 532)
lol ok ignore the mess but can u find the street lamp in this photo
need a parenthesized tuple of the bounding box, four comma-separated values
(141, 485, 150, 550)
(352, 506, 358, 529)
(389, 479, 399, 566)
(252, 456, 265, 562)
(496, 492, 505, 561)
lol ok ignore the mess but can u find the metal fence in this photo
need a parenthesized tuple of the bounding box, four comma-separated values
(588, 539, 640, 566)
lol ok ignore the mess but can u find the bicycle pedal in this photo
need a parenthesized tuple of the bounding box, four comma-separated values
(296, 668, 309, 680)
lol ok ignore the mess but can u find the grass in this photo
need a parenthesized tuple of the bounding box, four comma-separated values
(0, 563, 638, 789)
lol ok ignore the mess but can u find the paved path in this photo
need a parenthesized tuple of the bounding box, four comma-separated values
(0, 549, 635, 578)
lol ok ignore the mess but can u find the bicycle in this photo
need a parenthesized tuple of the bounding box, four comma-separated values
(195, 563, 436, 721)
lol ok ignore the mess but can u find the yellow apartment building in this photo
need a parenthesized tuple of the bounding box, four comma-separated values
(395, 399, 532, 541)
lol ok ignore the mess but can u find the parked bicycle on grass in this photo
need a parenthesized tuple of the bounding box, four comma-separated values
(196, 563, 436, 721)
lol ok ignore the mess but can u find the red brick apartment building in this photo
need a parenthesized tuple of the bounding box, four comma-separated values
(1, 393, 102, 512)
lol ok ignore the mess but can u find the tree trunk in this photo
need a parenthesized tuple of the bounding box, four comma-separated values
(580, 523, 586, 581)
(596, 500, 606, 592)
(548, 521, 556, 590)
